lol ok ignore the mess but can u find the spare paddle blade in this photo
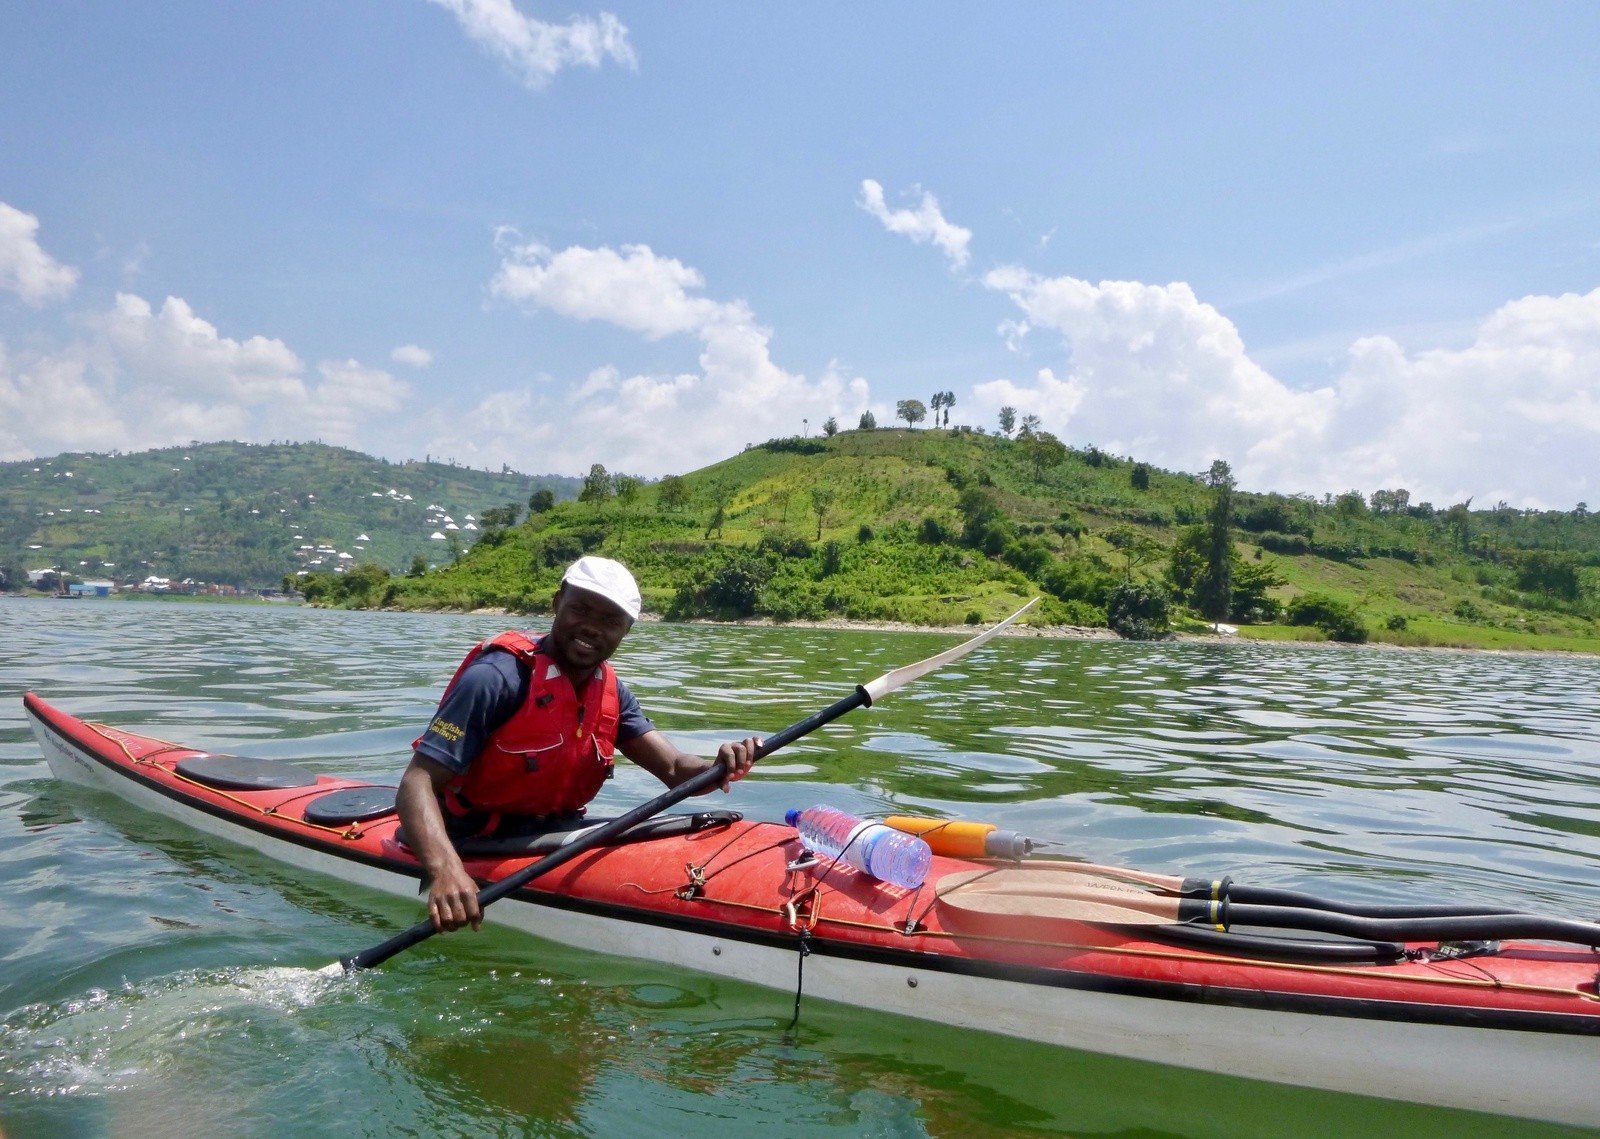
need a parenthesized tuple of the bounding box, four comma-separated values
(936, 867, 1188, 928)
(862, 598, 1038, 704)
(999, 859, 1187, 893)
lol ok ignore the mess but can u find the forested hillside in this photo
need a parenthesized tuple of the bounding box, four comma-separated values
(0, 442, 578, 588)
(304, 427, 1600, 653)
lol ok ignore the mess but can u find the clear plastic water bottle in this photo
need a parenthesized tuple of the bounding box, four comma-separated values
(785, 805, 933, 889)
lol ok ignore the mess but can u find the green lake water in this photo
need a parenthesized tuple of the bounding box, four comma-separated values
(2, 598, 1599, 1137)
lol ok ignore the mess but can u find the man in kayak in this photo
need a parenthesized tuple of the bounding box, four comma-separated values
(397, 555, 760, 933)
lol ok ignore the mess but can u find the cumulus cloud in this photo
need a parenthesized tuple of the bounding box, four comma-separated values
(491, 238, 734, 339)
(308, 358, 411, 436)
(0, 293, 407, 461)
(857, 179, 972, 270)
(432, 238, 871, 475)
(0, 201, 79, 306)
(976, 266, 1600, 508)
(391, 343, 434, 368)
(0, 344, 126, 459)
(426, 0, 635, 90)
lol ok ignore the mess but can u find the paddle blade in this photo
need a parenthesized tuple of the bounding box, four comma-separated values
(936, 867, 1188, 929)
(1011, 859, 1187, 893)
(862, 598, 1038, 704)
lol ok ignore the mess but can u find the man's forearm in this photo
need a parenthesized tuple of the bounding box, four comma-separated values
(396, 759, 464, 877)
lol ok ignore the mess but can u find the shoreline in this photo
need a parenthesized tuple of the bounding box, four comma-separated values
(462, 608, 1599, 657)
(9, 591, 1592, 658)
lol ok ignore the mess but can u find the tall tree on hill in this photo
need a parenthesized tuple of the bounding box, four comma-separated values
(809, 485, 836, 540)
(998, 406, 1016, 437)
(704, 481, 734, 539)
(858, 410, 877, 430)
(1334, 490, 1368, 518)
(1023, 431, 1067, 480)
(822, 416, 839, 436)
(479, 502, 522, 532)
(614, 476, 642, 534)
(1516, 550, 1581, 600)
(579, 463, 613, 504)
(929, 391, 945, 425)
(1193, 459, 1235, 622)
(1444, 501, 1474, 553)
(1018, 412, 1041, 439)
(896, 399, 926, 428)
(528, 488, 555, 514)
(615, 476, 641, 510)
(657, 475, 690, 512)
(1105, 524, 1163, 578)
(1370, 488, 1411, 514)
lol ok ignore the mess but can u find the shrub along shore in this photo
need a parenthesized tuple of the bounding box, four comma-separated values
(296, 427, 1600, 656)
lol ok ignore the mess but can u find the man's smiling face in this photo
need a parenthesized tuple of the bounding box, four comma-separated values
(547, 584, 632, 672)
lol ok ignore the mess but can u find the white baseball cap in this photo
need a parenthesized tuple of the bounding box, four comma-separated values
(561, 556, 641, 620)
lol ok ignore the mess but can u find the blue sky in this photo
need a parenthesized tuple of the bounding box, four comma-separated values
(2, 3, 1598, 507)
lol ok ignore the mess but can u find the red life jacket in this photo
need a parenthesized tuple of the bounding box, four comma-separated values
(422, 631, 620, 821)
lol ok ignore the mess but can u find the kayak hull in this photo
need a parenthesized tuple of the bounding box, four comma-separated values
(24, 692, 1600, 1126)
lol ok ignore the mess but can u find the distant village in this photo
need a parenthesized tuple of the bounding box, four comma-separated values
(11, 479, 486, 599)
(21, 570, 279, 599)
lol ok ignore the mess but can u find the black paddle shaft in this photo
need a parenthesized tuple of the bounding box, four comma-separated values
(1180, 898, 1600, 947)
(1184, 878, 1521, 920)
(338, 686, 871, 973)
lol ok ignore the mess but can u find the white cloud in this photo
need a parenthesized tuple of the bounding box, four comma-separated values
(492, 237, 733, 339)
(0, 201, 79, 306)
(426, 0, 635, 90)
(976, 267, 1600, 508)
(1316, 291, 1600, 506)
(310, 358, 410, 436)
(391, 343, 434, 368)
(0, 343, 126, 459)
(103, 293, 307, 407)
(857, 179, 972, 270)
(431, 239, 871, 475)
(0, 293, 407, 461)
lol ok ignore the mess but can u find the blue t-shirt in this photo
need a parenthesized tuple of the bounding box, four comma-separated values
(415, 640, 655, 775)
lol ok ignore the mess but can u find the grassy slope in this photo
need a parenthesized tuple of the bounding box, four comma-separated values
(0, 441, 579, 587)
(378, 428, 1599, 652)
(1240, 541, 1600, 652)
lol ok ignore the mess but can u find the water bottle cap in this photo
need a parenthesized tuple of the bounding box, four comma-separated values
(784, 808, 800, 827)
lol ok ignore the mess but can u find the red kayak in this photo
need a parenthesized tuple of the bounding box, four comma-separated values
(24, 691, 1600, 1126)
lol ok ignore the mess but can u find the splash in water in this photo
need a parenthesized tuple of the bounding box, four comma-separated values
(0, 965, 358, 1099)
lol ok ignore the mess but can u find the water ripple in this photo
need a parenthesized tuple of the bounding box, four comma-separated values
(5, 600, 1600, 1135)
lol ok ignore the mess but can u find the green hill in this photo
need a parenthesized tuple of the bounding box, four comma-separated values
(304, 427, 1600, 652)
(0, 441, 579, 589)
